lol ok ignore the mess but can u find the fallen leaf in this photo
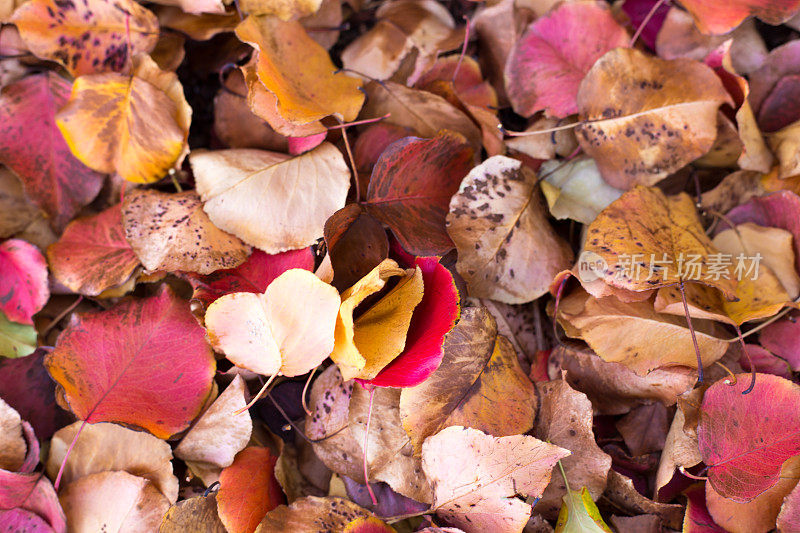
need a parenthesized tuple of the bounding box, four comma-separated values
(191, 144, 350, 253)
(0, 168, 40, 239)
(122, 189, 250, 274)
(0, 398, 26, 472)
(505, 1, 628, 118)
(538, 157, 624, 225)
(778, 480, 800, 531)
(331, 259, 423, 381)
(576, 49, 731, 188)
(236, 15, 363, 127)
(174, 375, 253, 478)
(447, 155, 573, 303)
(679, 0, 800, 34)
(0, 470, 66, 533)
(739, 343, 793, 378)
(0, 239, 48, 325)
(238, 0, 320, 18)
(505, 116, 578, 160)
(45, 285, 216, 439)
(603, 470, 684, 529)
(204, 269, 340, 377)
(324, 204, 389, 292)
(56, 54, 192, 183)
(534, 380, 611, 518)
(557, 289, 728, 375)
(399, 306, 537, 454)
(217, 447, 285, 533)
(759, 315, 800, 371)
(365, 256, 460, 388)
(47, 204, 140, 296)
(12, 0, 159, 76)
(554, 487, 613, 533)
(582, 185, 737, 298)
(59, 471, 171, 532)
(159, 494, 227, 533)
(422, 426, 570, 533)
(349, 385, 432, 503)
(616, 403, 670, 456)
(0, 74, 104, 230)
(343, 516, 397, 533)
(698, 373, 800, 501)
(365, 132, 475, 256)
(46, 421, 178, 502)
(255, 496, 371, 532)
(181, 248, 315, 308)
(683, 483, 727, 532)
(0, 310, 36, 359)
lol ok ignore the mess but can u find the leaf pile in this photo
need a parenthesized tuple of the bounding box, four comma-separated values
(3, 0, 800, 531)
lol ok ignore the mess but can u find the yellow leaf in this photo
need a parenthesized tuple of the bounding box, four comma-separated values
(555, 487, 613, 533)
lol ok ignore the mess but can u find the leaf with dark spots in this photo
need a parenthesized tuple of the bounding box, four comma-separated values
(47, 204, 140, 297)
(12, 0, 159, 76)
(45, 285, 216, 439)
(364, 132, 475, 257)
(324, 204, 389, 292)
(0, 74, 104, 231)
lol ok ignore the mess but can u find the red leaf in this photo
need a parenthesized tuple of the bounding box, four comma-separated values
(679, 0, 800, 34)
(366, 256, 460, 388)
(0, 471, 65, 533)
(46, 204, 140, 296)
(45, 285, 216, 439)
(505, 1, 629, 119)
(740, 344, 793, 378)
(365, 132, 475, 256)
(697, 373, 800, 501)
(0, 239, 48, 325)
(217, 447, 285, 533)
(181, 248, 315, 307)
(621, 0, 669, 49)
(0, 74, 103, 230)
(759, 317, 800, 371)
(683, 484, 727, 532)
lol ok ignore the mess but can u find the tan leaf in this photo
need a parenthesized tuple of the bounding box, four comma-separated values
(56, 55, 192, 183)
(446, 156, 573, 303)
(0, 397, 26, 472)
(47, 421, 178, 503)
(0, 167, 40, 239)
(239, 0, 321, 19)
(550, 346, 697, 415)
(255, 496, 371, 532)
(349, 385, 433, 503)
(204, 269, 340, 377)
(422, 426, 570, 533)
(533, 379, 611, 519)
(399, 307, 537, 454)
(174, 375, 252, 478)
(122, 189, 250, 274)
(604, 471, 683, 530)
(60, 471, 171, 532)
(654, 389, 704, 497)
(331, 259, 424, 381)
(538, 157, 623, 225)
(576, 48, 731, 188)
(159, 495, 227, 533)
(191, 144, 350, 253)
(557, 288, 728, 375)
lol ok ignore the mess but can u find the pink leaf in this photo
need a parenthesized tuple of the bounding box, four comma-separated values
(0, 239, 49, 325)
(740, 344, 792, 378)
(759, 317, 800, 372)
(0, 471, 65, 533)
(698, 373, 800, 501)
(505, 1, 629, 118)
(683, 484, 728, 532)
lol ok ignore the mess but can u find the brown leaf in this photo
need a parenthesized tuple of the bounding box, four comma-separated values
(123, 189, 250, 274)
(533, 379, 611, 519)
(0, 398, 26, 472)
(159, 495, 227, 533)
(603, 470, 683, 530)
(0, 168, 39, 239)
(616, 403, 670, 457)
(255, 496, 371, 532)
(576, 48, 731, 188)
(399, 307, 537, 454)
(324, 204, 389, 292)
(447, 156, 573, 303)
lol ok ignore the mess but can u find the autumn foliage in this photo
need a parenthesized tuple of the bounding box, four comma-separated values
(4, 0, 800, 531)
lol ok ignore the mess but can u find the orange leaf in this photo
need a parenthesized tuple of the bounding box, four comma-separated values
(217, 447, 284, 533)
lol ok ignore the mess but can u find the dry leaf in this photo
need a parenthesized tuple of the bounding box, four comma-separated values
(239, 0, 321, 19)
(159, 495, 227, 533)
(255, 496, 371, 532)
(447, 156, 573, 303)
(191, 144, 350, 253)
(0, 398, 26, 472)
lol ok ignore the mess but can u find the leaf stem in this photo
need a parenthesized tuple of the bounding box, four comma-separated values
(679, 280, 704, 384)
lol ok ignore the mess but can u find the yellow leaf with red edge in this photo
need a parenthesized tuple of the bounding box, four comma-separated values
(235, 15, 363, 128)
(56, 55, 191, 183)
(343, 516, 396, 533)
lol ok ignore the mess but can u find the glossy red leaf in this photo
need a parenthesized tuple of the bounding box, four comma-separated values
(181, 248, 315, 307)
(722, 191, 800, 273)
(0, 73, 103, 230)
(683, 484, 727, 532)
(0, 239, 48, 325)
(366, 256, 460, 388)
(47, 204, 140, 296)
(45, 285, 216, 439)
(0, 349, 71, 441)
(759, 317, 800, 371)
(0, 471, 65, 533)
(505, 1, 629, 118)
(679, 0, 800, 34)
(364, 132, 474, 257)
(697, 373, 800, 501)
(217, 447, 285, 533)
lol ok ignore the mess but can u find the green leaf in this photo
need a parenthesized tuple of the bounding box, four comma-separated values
(0, 309, 36, 358)
(555, 487, 613, 533)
